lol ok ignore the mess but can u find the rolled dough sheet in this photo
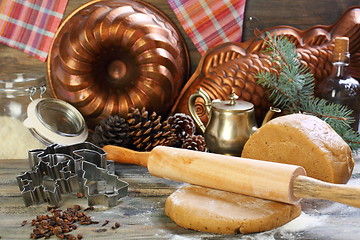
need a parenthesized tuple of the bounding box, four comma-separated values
(165, 185, 301, 234)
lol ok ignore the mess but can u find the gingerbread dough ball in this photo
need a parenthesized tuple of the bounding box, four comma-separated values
(242, 113, 354, 184)
(165, 185, 301, 234)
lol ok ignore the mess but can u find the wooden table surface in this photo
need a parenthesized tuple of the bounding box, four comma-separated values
(1, 156, 360, 239)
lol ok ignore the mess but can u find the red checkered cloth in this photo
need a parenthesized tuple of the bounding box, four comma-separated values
(168, 0, 247, 54)
(0, 0, 68, 62)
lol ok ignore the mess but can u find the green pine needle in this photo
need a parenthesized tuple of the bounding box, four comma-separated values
(256, 33, 360, 150)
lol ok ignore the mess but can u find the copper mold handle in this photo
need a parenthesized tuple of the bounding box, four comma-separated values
(188, 88, 212, 134)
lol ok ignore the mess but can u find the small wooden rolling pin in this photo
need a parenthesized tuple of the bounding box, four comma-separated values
(103, 145, 360, 208)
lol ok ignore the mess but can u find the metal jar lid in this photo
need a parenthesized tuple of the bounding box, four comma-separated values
(212, 92, 254, 112)
(23, 98, 88, 146)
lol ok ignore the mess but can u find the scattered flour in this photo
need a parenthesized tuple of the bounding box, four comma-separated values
(247, 212, 328, 240)
(352, 154, 360, 174)
(0, 116, 45, 159)
(280, 212, 328, 232)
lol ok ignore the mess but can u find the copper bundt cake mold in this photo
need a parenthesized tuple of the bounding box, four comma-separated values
(47, 0, 190, 128)
(171, 6, 360, 125)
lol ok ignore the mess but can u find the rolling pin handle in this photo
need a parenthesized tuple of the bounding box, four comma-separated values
(103, 145, 149, 167)
(293, 175, 360, 208)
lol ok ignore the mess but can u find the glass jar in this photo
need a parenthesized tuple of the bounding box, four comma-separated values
(0, 73, 47, 120)
(316, 37, 360, 132)
(0, 73, 47, 159)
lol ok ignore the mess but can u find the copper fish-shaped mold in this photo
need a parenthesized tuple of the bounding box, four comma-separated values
(171, 6, 360, 125)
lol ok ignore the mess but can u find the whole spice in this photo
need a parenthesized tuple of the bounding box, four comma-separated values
(73, 205, 81, 211)
(29, 205, 99, 239)
(101, 220, 109, 227)
(83, 206, 94, 211)
(53, 226, 62, 235)
(111, 222, 121, 229)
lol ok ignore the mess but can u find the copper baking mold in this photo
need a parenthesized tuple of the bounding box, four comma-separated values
(47, 0, 190, 129)
(171, 6, 360, 125)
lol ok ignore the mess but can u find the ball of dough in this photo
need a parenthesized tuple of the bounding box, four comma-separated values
(165, 185, 301, 234)
(242, 113, 354, 184)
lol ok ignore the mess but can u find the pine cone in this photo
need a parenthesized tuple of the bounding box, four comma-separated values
(167, 113, 196, 141)
(182, 135, 207, 152)
(127, 107, 177, 151)
(92, 115, 130, 147)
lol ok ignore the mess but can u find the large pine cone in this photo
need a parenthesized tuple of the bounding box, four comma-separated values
(127, 108, 177, 151)
(92, 115, 130, 147)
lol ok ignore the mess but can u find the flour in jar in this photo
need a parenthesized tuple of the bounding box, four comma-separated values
(0, 116, 45, 159)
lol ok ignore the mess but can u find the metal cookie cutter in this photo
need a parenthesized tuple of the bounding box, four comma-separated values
(28, 142, 112, 173)
(17, 142, 128, 207)
(17, 156, 79, 206)
(82, 161, 128, 207)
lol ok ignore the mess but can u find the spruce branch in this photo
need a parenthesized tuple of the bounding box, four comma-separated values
(256, 33, 360, 150)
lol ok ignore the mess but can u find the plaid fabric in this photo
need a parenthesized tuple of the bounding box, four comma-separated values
(168, 0, 247, 54)
(0, 0, 68, 61)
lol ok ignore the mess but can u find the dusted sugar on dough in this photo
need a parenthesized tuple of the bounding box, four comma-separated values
(165, 185, 301, 235)
(242, 113, 354, 184)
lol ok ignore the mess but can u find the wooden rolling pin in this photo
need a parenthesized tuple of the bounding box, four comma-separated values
(103, 145, 360, 208)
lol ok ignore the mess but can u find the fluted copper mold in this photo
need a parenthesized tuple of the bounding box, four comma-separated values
(171, 6, 360, 126)
(47, 0, 189, 129)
